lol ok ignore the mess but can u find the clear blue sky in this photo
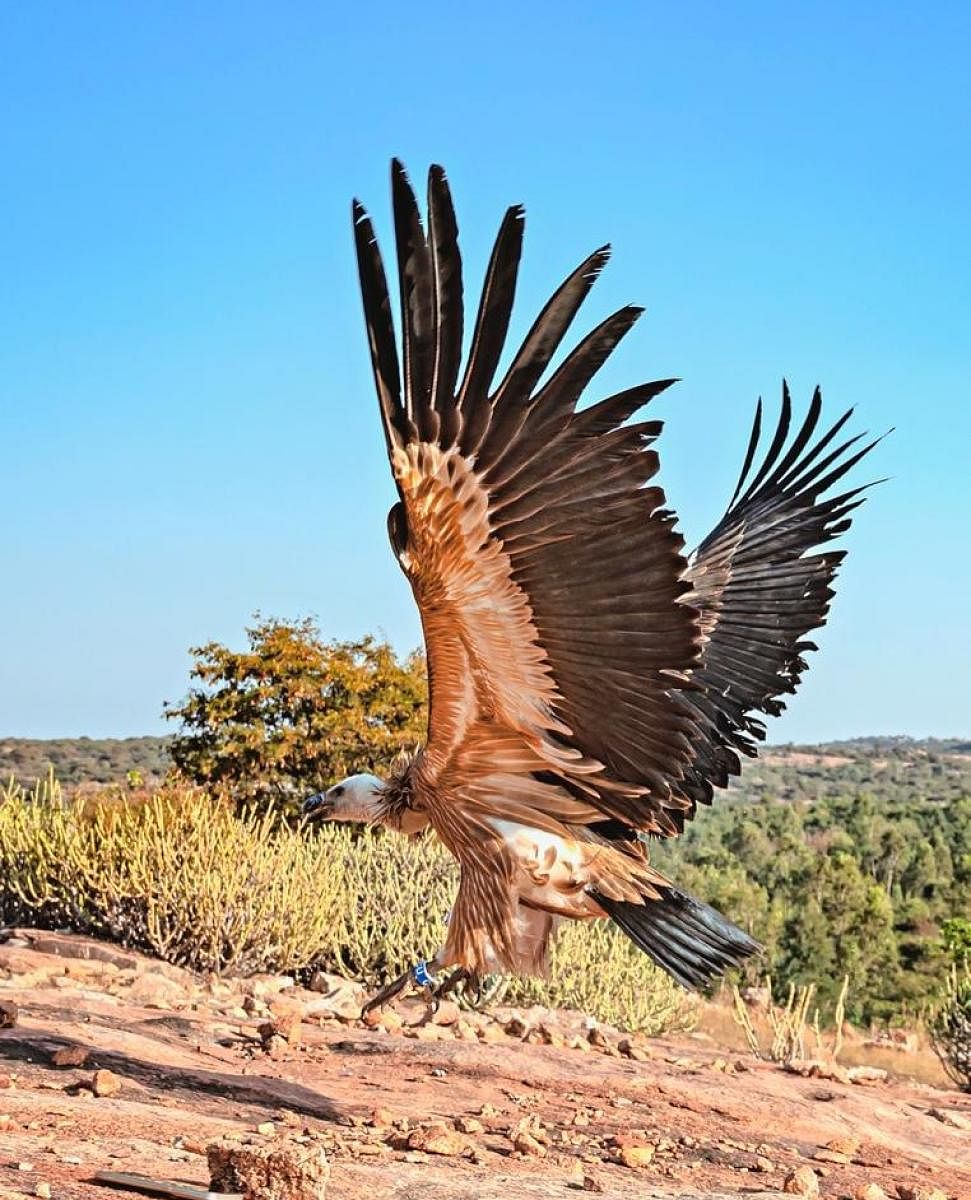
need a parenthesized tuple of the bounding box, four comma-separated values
(2, 2, 968, 742)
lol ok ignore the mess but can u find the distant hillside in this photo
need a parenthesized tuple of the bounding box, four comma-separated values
(1, 733, 968, 802)
(728, 736, 971, 807)
(0, 736, 171, 789)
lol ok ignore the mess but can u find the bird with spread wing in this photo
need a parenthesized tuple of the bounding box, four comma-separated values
(304, 161, 882, 1013)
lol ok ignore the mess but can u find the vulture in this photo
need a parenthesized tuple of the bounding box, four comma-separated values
(304, 161, 881, 1011)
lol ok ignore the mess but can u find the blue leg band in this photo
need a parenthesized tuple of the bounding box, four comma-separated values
(412, 959, 437, 988)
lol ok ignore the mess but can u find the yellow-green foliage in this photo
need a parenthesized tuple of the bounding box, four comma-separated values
(0, 775, 694, 1034)
(164, 620, 428, 809)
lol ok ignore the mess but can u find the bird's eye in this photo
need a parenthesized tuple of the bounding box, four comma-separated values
(332, 785, 344, 797)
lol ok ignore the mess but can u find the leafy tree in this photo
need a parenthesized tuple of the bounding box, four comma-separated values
(942, 917, 971, 965)
(164, 617, 427, 809)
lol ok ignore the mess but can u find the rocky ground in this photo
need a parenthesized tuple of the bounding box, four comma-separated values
(0, 930, 968, 1200)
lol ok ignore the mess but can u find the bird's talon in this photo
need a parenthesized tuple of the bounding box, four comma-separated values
(360, 957, 441, 1020)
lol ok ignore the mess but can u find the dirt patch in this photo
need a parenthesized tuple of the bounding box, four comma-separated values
(1, 931, 968, 1199)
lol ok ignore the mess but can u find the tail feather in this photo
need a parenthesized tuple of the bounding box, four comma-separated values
(593, 885, 761, 991)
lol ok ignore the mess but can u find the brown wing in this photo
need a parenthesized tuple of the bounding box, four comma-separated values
(675, 383, 884, 826)
(353, 161, 703, 835)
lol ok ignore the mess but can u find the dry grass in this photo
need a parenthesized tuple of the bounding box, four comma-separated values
(0, 774, 694, 1035)
(730, 976, 848, 1065)
(699, 991, 950, 1088)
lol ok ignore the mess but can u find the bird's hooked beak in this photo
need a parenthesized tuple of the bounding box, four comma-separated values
(302, 790, 336, 821)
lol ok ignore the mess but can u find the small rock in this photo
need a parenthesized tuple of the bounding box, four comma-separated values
(864, 1029, 919, 1053)
(407, 1122, 468, 1157)
(792, 1059, 852, 1085)
(35, 1183, 52, 1199)
(17, 1162, 35, 1172)
(430, 999, 461, 1027)
(520, 1021, 557, 1046)
(454, 1116, 482, 1134)
(847, 1065, 888, 1086)
(814, 1148, 851, 1164)
(91, 1070, 122, 1098)
(581, 1174, 605, 1193)
(362, 1007, 402, 1032)
(896, 1187, 949, 1200)
(208, 1137, 329, 1200)
(269, 995, 305, 1020)
(257, 1121, 276, 1136)
(825, 1134, 861, 1156)
(927, 1107, 970, 1130)
(512, 1130, 547, 1158)
(504, 1016, 529, 1038)
(353, 1141, 385, 1157)
(239, 973, 296, 998)
(613, 1134, 655, 1169)
(783, 1165, 820, 1196)
(854, 1185, 889, 1200)
(617, 1037, 650, 1061)
(368, 1107, 394, 1128)
(755, 1156, 775, 1172)
(50, 1046, 90, 1068)
(127, 974, 186, 1010)
(0, 1000, 18, 1028)
(306, 972, 366, 1021)
(411, 1023, 449, 1042)
(617, 1145, 655, 1169)
(258, 1012, 302, 1049)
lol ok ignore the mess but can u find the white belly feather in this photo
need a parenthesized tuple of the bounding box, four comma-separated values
(488, 817, 600, 918)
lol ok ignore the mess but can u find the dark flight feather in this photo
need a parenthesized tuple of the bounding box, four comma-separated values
(677, 385, 886, 823)
(354, 162, 703, 831)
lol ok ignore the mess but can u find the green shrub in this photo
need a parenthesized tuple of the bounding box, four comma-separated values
(0, 775, 693, 1035)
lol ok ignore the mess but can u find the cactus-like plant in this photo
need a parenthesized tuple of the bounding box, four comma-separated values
(0, 774, 693, 1034)
(928, 965, 971, 1092)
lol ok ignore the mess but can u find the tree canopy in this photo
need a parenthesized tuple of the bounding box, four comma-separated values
(164, 617, 427, 808)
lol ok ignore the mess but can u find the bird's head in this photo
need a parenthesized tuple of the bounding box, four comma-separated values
(303, 773, 386, 825)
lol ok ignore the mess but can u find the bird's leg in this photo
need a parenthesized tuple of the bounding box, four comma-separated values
(432, 966, 471, 1003)
(360, 956, 442, 1020)
(360, 971, 412, 1018)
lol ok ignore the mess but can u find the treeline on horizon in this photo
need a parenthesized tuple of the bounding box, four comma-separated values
(3, 732, 969, 794)
(2, 729, 969, 1025)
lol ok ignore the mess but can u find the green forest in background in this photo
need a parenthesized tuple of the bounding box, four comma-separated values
(651, 739, 971, 1023)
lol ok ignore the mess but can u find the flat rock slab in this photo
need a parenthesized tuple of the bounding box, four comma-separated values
(0, 932, 967, 1200)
